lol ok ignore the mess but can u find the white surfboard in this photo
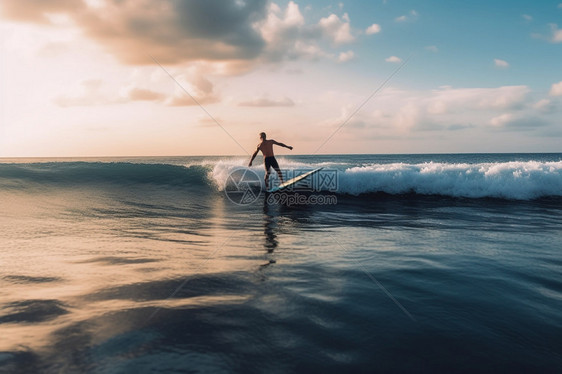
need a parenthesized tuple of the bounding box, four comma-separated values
(267, 167, 323, 193)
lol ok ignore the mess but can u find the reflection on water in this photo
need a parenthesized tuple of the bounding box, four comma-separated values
(262, 201, 279, 254)
(1, 186, 308, 368)
(2, 185, 562, 373)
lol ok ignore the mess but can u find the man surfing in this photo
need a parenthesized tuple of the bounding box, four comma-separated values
(248, 132, 293, 190)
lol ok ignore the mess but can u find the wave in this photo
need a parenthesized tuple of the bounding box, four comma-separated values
(337, 161, 562, 200)
(1, 159, 561, 200)
(212, 160, 562, 200)
(0, 162, 210, 188)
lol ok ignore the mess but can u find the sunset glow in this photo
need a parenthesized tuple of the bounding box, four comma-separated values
(1, 0, 561, 156)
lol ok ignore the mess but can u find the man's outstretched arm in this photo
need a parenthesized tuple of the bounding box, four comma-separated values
(272, 140, 293, 150)
(248, 147, 259, 167)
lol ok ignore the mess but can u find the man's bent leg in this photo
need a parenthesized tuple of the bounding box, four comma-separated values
(264, 170, 270, 190)
(274, 167, 284, 184)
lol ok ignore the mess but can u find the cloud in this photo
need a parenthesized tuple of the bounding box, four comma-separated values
(425, 45, 438, 52)
(238, 96, 295, 107)
(429, 85, 530, 111)
(54, 79, 127, 107)
(395, 10, 418, 23)
(54, 66, 219, 107)
(1, 0, 364, 75)
(318, 13, 354, 44)
(365, 23, 381, 35)
(550, 81, 562, 96)
(385, 56, 402, 63)
(127, 88, 166, 102)
(338, 50, 355, 63)
(494, 59, 509, 68)
(1, 0, 268, 66)
(490, 113, 513, 127)
(166, 95, 219, 107)
(533, 99, 556, 112)
(285, 68, 303, 74)
(164, 69, 219, 106)
(260, 1, 322, 61)
(522, 14, 533, 22)
(253, 2, 356, 63)
(54, 80, 171, 107)
(490, 114, 547, 130)
(258, 1, 361, 65)
(549, 24, 562, 43)
(530, 23, 562, 44)
(316, 85, 556, 146)
(0, 0, 84, 24)
(326, 85, 535, 137)
(86, 0, 268, 65)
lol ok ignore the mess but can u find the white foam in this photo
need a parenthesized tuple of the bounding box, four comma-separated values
(339, 161, 562, 199)
(207, 158, 337, 191)
(203, 158, 562, 199)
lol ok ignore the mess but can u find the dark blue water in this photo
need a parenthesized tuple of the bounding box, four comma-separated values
(1, 154, 561, 373)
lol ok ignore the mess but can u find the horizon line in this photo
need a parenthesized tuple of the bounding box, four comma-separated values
(1, 151, 561, 160)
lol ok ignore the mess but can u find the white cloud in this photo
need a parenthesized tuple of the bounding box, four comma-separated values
(260, 2, 356, 63)
(127, 88, 165, 102)
(549, 24, 562, 43)
(494, 59, 509, 68)
(260, 1, 310, 60)
(365, 23, 381, 35)
(166, 69, 219, 106)
(1, 0, 358, 74)
(425, 45, 438, 52)
(55, 64, 222, 108)
(434, 85, 530, 110)
(318, 13, 354, 44)
(385, 56, 402, 63)
(534, 99, 555, 112)
(332, 85, 533, 135)
(534, 99, 550, 109)
(395, 10, 418, 22)
(490, 113, 514, 127)
(550, 81, 562, 96)
(54, 79, 127, 107)
(489, 114, 547, 130)
(338, 50, 355, 62)
(238, 96, 295, 107)
(522, 14, 533, 22)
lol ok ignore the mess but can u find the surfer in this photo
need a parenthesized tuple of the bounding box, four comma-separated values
(248, 132, 293, 190)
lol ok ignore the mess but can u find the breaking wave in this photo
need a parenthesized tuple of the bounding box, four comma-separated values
(1, 159, 561, 200)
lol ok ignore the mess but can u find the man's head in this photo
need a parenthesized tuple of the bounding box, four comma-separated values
(259, 132, 266, 140)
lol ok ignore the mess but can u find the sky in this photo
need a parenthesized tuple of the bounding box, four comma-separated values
(1, 0, 561, 157)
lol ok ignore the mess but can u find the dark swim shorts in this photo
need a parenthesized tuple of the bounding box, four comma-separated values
(264, 156, 280, 171)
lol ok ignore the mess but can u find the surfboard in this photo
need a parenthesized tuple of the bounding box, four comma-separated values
(267, 167, 323, 193)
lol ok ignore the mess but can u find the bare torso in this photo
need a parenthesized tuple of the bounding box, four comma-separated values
(257, 140, 276, 158)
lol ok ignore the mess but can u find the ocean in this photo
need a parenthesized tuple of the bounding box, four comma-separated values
(1, 153, 561, 373)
